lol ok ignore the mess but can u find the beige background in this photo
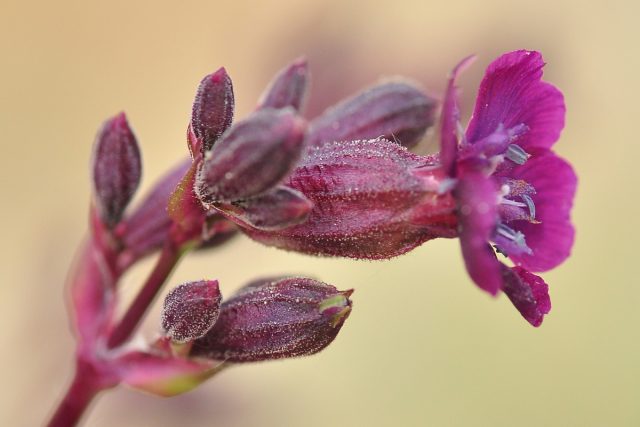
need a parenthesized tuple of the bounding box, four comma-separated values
(1, 0, 638, 426)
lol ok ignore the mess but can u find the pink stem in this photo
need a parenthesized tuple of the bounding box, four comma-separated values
(107, 239, 182, 348)
(47, 360, 103, 427)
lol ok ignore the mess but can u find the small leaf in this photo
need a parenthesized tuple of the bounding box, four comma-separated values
(114, 350, 222, 397)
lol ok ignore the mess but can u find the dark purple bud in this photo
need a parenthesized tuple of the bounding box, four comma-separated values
(195, 108, 307, 203)
(308, 81, 437, 149)
(161, 280, 222, 343)
(257, 57, 309, 112)
(191, 277, 352, 362)
(243, 139, 458, 259)
(92, 112, 142, 228)
(191, 68, 235, 155)
(218, 186, 313, 231)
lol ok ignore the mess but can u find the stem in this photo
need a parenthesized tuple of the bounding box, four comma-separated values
(47, 361, 102, 427)
(107, 240, 183, 348)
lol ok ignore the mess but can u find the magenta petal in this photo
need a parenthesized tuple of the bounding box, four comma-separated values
(440, 55, 475, 177)
(508, 151, 577, 272)
(466, 50, 565, 151)
(455, 171, 501, 295)
(258, 57, 309, 112)
(502, 266, 551, 327)
(114, 350, 216, 397)
(309, 81, 437, 149)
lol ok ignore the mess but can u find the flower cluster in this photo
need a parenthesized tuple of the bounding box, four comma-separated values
(50, 49, 576, 427)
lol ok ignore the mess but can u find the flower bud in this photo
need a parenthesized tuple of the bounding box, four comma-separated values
(118, 160, 236, 267)
(195, 108, 307, 203)
(217, 186, 313, 231)
(190, 67, 235, 155)
(91, 112, 141, 228)
(257, 57, 309, 112)
(190, 277, 352, 362)
(161, 280, 222, 343)
(243, 139, 457, 259)
(308, 81, 437, 149)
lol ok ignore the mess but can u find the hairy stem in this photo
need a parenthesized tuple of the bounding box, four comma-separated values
(47, 360, 103, 427)
(107, 239, 183, 348)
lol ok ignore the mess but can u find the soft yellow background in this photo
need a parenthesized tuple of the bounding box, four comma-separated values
(1, 0, 638, 426)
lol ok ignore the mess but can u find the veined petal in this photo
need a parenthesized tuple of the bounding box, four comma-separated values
(502, 266, 551, 327)
(455, 171, 502, 295)
(466, 50, 565, 151)
(508, 151, 577, 272)
(440, 55, 475, 177)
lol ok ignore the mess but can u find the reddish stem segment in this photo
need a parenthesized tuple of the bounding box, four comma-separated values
(47, 361, 102, 427)
(107, 240, 183, 348)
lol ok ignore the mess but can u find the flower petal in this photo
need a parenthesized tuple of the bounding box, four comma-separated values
(440, 55, 475, 177)
(501, 266, 551, 327)
(466, 50, 565, 151)
(508, 151, 577, 272)
(455, 170, 502, 295)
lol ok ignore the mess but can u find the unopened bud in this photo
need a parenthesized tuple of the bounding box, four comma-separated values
(243, 138, 457, 259)
(195, 108, 307, 203)
(161, 280, 222, 343)
(91, 112, 141, 228)
(191, 277, 352, 362)
(309, 81, 437, 148)
(218, 186, 313, 231)
(257, 57, 309, 112)
(191, 68, 235, 155)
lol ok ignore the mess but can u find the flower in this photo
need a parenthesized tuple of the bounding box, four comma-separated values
(441, 50, 577, 326)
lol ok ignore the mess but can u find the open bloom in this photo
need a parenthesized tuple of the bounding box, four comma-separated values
(441, 50, 576, 326)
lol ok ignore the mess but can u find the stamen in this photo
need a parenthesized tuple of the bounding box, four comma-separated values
(500, 198, 526, 208)
(495, 223, 532, 255)
(505, 144, 530, 165)
(521, 194, 536, 219)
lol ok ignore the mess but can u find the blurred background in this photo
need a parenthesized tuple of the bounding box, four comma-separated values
(1, 0, 638, 425)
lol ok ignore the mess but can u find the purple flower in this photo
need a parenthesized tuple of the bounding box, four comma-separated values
(441, 50, 577, 326)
